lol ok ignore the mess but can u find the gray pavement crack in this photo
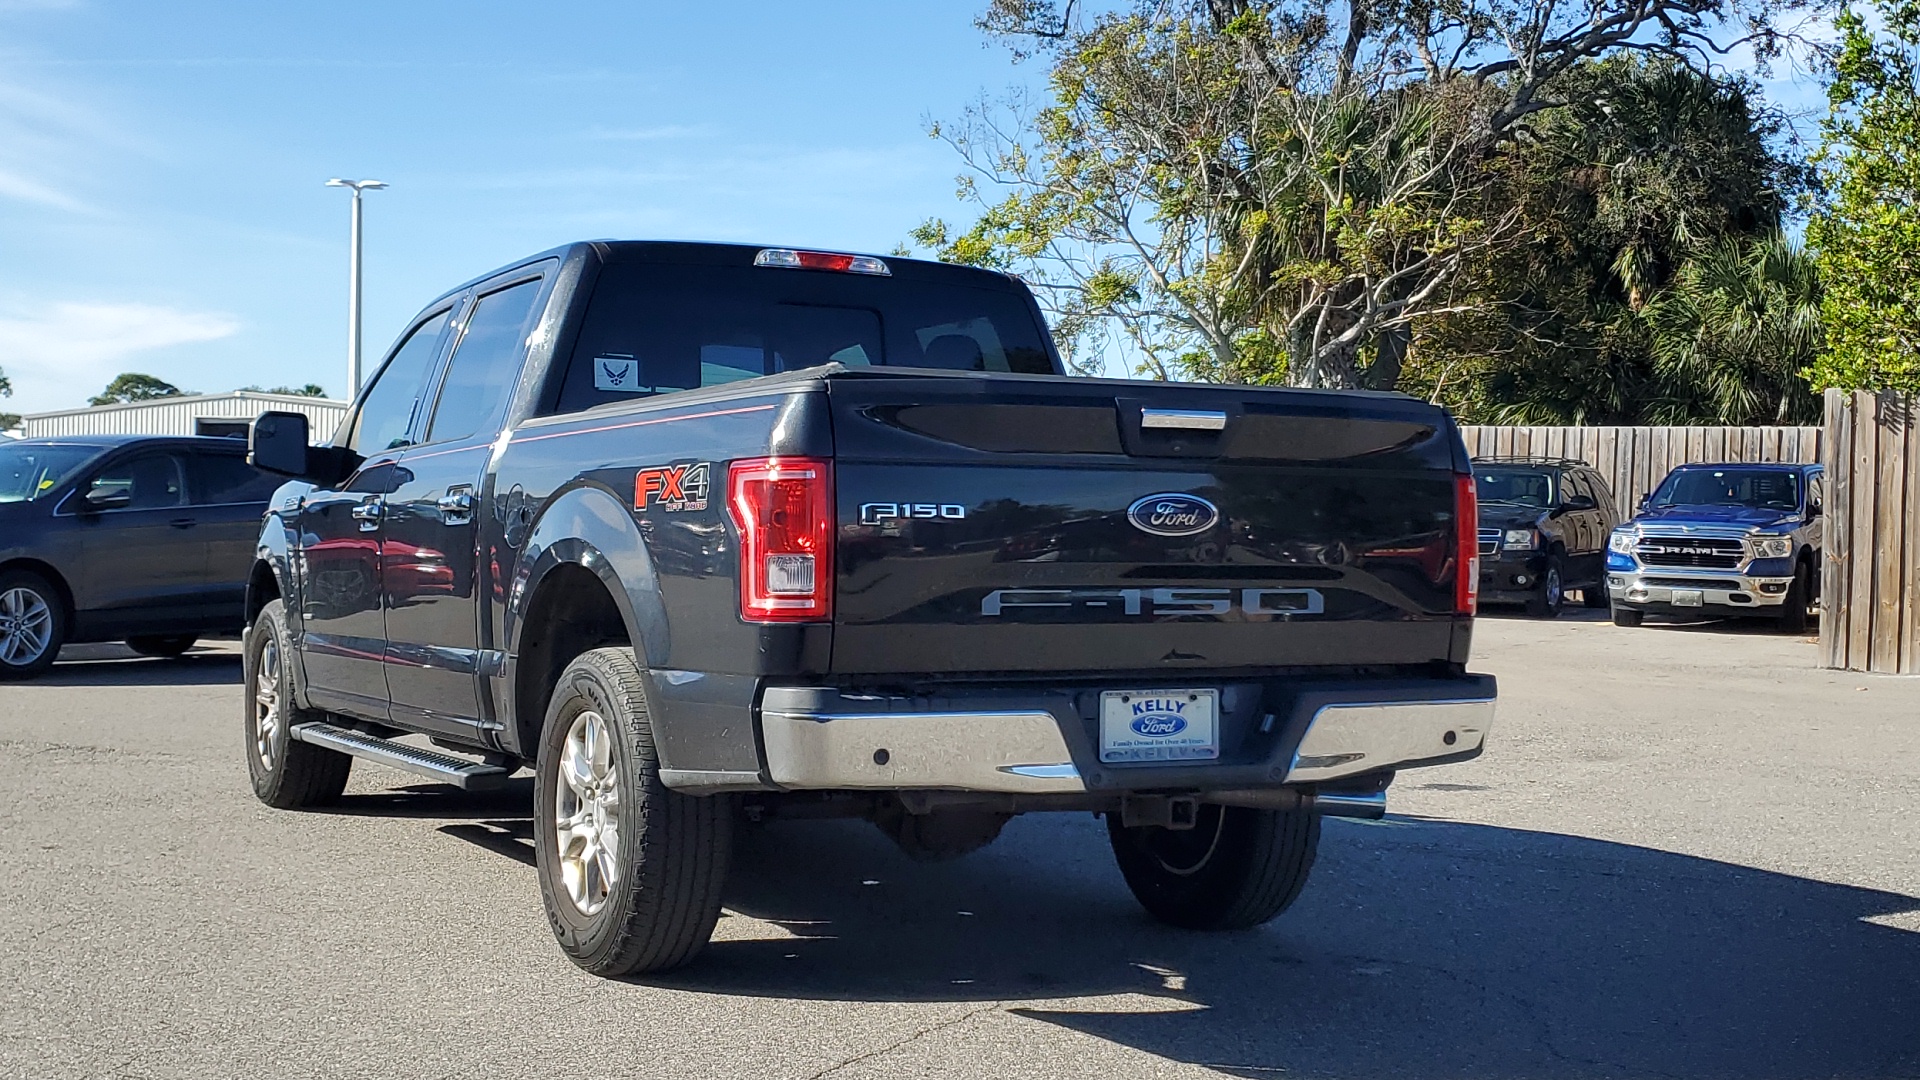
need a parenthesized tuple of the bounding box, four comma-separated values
(801, 1001, 1004, 1080)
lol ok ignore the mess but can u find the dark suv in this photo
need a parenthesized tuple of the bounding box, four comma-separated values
(1472, 457, 1623, 618)
(0, 434, 282, 678)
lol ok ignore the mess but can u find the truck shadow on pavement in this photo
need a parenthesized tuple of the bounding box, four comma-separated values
(675, 813, 1919, 1080)
(374, 785, 1920, 1078)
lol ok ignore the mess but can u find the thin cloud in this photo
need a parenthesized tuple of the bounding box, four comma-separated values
(580, 123, 715, 142)
(0, 301, 240, 413)
(0, 167, 90, 211)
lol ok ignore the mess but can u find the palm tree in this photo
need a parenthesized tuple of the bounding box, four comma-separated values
(1643, 233, 1823, 424)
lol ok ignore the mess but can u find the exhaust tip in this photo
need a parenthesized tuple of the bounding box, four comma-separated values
(1310, 790, 1387, 820)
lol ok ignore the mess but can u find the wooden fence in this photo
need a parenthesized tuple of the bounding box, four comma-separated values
(1460, 425, 1825, 514)
(1821, 389, 1920, 674)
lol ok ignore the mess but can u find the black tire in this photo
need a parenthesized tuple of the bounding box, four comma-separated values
(1778, 561, 1811, 634)
(1612, 606, 1644, 627)
(1582, 583, 1611, 609)
(1525, 554, 1565, 619)
(244, 600, 352, 809)
(127, 634, 198, 658)
(0, 568, 67, 680)
(1107, 804, 1319, 931)
(534, 646, 733, 977)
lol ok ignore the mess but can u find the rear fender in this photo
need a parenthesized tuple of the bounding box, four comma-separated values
(502, 483, 669, 749)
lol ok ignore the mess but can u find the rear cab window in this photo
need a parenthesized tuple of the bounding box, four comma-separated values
(549, 259, 1054, 415)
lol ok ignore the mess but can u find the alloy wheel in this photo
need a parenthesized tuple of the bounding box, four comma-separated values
(253, 636, 286, 771)
(0, 586, 53, 668)
(556, 709, 622, 916)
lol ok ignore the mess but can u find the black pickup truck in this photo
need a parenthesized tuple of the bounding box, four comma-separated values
(244, 240, 1495, 976)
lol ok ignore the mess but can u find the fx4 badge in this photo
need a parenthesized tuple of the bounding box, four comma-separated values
(635, 462, 711, 512)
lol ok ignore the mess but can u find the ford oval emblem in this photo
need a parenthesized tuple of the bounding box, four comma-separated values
(1131, 713, 1189, 737)
(1126, 493, 1219, 537)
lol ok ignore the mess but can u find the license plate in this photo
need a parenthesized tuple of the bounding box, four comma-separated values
(1672, 589, 1704, 607)
(1099, 689, 1219, 763)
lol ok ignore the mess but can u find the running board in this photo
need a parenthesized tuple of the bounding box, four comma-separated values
(290, 721, 513, 791)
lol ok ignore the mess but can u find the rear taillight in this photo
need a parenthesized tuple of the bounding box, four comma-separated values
(727, 456, 834, 622)
(1454, 472, 1479, 614)
(754, 248, 891, 275)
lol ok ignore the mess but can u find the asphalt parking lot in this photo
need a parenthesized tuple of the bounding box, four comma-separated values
(3, 612, 1918, 1080)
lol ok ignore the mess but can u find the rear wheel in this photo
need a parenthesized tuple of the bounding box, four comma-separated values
(0, 569, 65, 680)
(1778, 561, 1811, 634)
(1107, 804, 1319, 931)
(1525, 555, 1565, 619)
(127, 634, 197, 658)
(1612, 606, 1644, 627)
(245, 600, 352, 808)
(534, 647, 733, 976)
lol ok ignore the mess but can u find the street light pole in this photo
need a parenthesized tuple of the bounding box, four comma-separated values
(325, 178, 387, 397)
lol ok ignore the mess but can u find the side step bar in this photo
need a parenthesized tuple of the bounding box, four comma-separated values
(290, 721, 513, 791)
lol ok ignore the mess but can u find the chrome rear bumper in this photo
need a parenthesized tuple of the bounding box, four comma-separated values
(753, 685, 1494, 795)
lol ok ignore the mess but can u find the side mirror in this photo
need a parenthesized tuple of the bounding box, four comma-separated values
(1807, 500, 1822, 518)
(81, 487, 132, 512)
(251, 411, 361, 488)
(1550, 493, 1596, 517)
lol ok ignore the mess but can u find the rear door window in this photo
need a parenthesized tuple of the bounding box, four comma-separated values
(551, 262, 1052, 414)
(189, 453, 280, 505)
(426, 277, 545, 444)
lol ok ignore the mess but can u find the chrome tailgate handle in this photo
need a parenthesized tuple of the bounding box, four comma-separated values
(1140, 408, 1227, 431)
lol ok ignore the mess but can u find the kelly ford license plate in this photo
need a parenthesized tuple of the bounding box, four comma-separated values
(1099, 689, 1220, 763)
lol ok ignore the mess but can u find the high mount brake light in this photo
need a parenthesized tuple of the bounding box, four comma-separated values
(1454, 473, 1479, 615)
(727, 456, 834, 622)
(754, 248, 891, 276)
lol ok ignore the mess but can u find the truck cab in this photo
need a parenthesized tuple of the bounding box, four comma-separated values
(1605, 461, 1824, 631)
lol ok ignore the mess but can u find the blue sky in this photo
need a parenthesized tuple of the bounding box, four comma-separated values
(0, 2, 1834, 416)
(0, 0, 1046, 414)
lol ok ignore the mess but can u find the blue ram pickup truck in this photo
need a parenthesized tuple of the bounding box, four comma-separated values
(1606, 462, 1825, 632)
(242, 239, 1496, 977)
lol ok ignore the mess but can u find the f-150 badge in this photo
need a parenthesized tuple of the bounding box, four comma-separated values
(635, 462, 710, 512)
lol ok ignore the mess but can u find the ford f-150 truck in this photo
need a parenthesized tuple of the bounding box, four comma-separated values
(1605, 461, 1824, 631)
(244, 240, 1496, 976)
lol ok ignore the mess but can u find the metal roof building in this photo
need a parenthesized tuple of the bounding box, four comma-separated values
(18, 391, 348, 441)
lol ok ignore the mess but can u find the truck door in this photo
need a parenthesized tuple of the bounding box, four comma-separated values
(298, 306, 453, 719)
(380, 272, 547, 735)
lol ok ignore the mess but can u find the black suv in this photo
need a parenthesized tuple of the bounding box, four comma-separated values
(1473, 457, 1623, 618)
(0, 435, 282, 678)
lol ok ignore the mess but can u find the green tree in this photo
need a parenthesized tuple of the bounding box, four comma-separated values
(89, 373, 183, 406)
(243, 383, 328, 397)
(1644, 234, 1823, 423)
(0, 365, 11, 397)
(1807, 0, 1920, 392)
(1403, 58, 1811, 423)
(927, 0, 1816, 388)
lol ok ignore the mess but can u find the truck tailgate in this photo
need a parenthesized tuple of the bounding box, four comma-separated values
(826, 373, 1467, 676)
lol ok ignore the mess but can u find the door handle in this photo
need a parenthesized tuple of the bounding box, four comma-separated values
(168, 517, 197, 529)
(350, 498, 384, 532)
(437, 486, 476, 526)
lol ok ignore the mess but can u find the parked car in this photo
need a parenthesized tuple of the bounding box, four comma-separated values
(0, 434, 282, 678)
(1606, 462, 1824, 631)
(1471, 457, 1621, 617)
(241, 239, 1496, 977)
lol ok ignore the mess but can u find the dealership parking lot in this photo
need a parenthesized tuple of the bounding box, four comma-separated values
(3, 614, 1918, 1080)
